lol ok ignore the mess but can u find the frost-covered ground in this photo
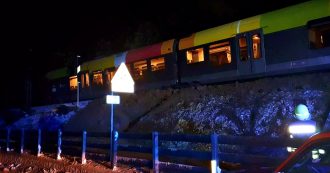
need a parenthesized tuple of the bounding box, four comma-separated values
(130, 72, 330, 137)
(6, 101, 90, 131)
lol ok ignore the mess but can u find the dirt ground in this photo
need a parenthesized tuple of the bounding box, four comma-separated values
(0, 152, 149, 173)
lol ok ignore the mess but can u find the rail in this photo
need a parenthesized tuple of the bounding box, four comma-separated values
(0, 128, 305, 173)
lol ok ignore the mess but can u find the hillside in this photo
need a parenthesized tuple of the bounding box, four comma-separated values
(63, 71, 330, 137)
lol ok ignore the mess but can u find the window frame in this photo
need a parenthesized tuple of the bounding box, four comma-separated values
(92, 70, 104, 86)
(185, 47, 205, 64)
(208, 41, 232, 66)
(150, 56, 166, 72)
(132, 59, 148, 80)
(69, 75, 78, 91)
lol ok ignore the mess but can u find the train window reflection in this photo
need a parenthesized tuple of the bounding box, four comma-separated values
(239, 37, 248, 61)
(133, 60, 147, 80)
(186, 48, 204, 64)
(252, 34, 261, 59)
(80, 72, 90, 88)
(309, 23, 330, 49)
(209, 41, 231, 66)
(69, 76, 77, 90)
(151, 57, 165, 71)
(92, 71, 103, 85)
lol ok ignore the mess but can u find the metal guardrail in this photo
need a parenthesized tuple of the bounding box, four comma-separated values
(0, 128, 305, 173)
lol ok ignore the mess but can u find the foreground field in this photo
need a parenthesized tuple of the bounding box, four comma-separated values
(0, 152, 149, 173)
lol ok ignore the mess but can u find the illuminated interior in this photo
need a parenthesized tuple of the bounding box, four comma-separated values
(133, 60, 147, 80)
(151, 57, 165, 71)
(80, 73, 90, 88)
(106, 70, 115, 84)
(239, 37, 248, 61)
(69, 76, 77, 90)
(309, 23, 330, 49)
(252, 34, 261, 59)
(92, 71, 103, 85)
(186, 48, 204, 64)
(209, 41, 231, 66)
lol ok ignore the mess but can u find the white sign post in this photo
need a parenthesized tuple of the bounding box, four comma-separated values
(107, 62, 134, 168)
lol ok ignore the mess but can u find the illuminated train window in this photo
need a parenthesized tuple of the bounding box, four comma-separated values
(252, 34, 261, 59)
(186, 48, 204, 64)
(239, 37, 248, 61)
(151, 57, 165, 71)
(80, 73, 90, 88)
(209, 41, 231, 66)
(69, 76, 77, 90)
(309, 23, 330, 49)
(92, 71, 103, 85)
(133, 60, 147, 79)
(105, 70, 115, 84)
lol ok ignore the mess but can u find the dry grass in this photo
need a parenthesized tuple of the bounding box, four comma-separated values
(0, 152, 148, 173)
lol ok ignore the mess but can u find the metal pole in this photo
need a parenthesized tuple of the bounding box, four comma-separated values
(82, 130, 87, 164)
(77, 55, 80, 108)
(211, 133, 220, 173)
(20, 128, 25, 154)
(77, 81, 79, 108)
(111, 131, 118, 168)
(152, 131, 159, 173)
(110, 91, 114, 164)
(6, 128, 10, 152)
(37, 129, 42, 157)
(57, 129, 62, 160)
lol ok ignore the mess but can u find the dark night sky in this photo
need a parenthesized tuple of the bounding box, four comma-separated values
(1, 0, 308, 108)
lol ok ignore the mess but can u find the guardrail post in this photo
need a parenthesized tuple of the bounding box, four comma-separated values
(211, 133, 220, 173)
(82, 130, 87, 164)
(6, 128, 10, 152)
(37, 129, 42, 157)
(20, 128, 25, 154)
(57, 129, 62, 160)
(152, 131, 159, 173)
(111, 131, 118, 169)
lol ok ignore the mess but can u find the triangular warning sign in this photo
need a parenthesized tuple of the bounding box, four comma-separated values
(111, 62, 135, 93)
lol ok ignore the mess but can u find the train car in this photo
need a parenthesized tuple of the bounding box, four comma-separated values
(46, 39, 178, 101)
(46, 0, 330, 103)
(178, 0, 330, 84)
(124, 39, 177, 90)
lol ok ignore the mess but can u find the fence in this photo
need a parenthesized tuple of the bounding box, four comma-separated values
(0, 128, 305, 173)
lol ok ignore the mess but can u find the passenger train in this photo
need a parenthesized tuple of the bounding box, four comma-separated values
(46, 0, 330, 102)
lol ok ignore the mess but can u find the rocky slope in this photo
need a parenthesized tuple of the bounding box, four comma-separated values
(63, 71, 330, 137)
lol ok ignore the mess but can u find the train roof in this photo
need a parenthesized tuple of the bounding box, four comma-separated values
(46, 67, 69, 80)
(179, 0, 330, 50)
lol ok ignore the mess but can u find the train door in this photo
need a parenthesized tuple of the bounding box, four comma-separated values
(236, 30, 266, 75)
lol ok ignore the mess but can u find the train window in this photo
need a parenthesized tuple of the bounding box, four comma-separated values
(309, 23, 330, 49)
(133, 60, 147, 80)
(92, 71, 103, 85)
(69, 76, 77, 90)
(209, 41, 231, 66)
(239, 37, 248, 61)
(151, 57, 165, 71)
(252, 34, 261, 59)
(186, 48, 204, 64)
(85, 73, 90, 87)
(80, 72, 90, 88)
(105, 70, 115, 84)
(80, 74, 85, 88)
(126, 64, 132, 74)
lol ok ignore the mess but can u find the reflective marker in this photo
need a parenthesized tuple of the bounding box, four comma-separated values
(288, 124, 316, 134)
